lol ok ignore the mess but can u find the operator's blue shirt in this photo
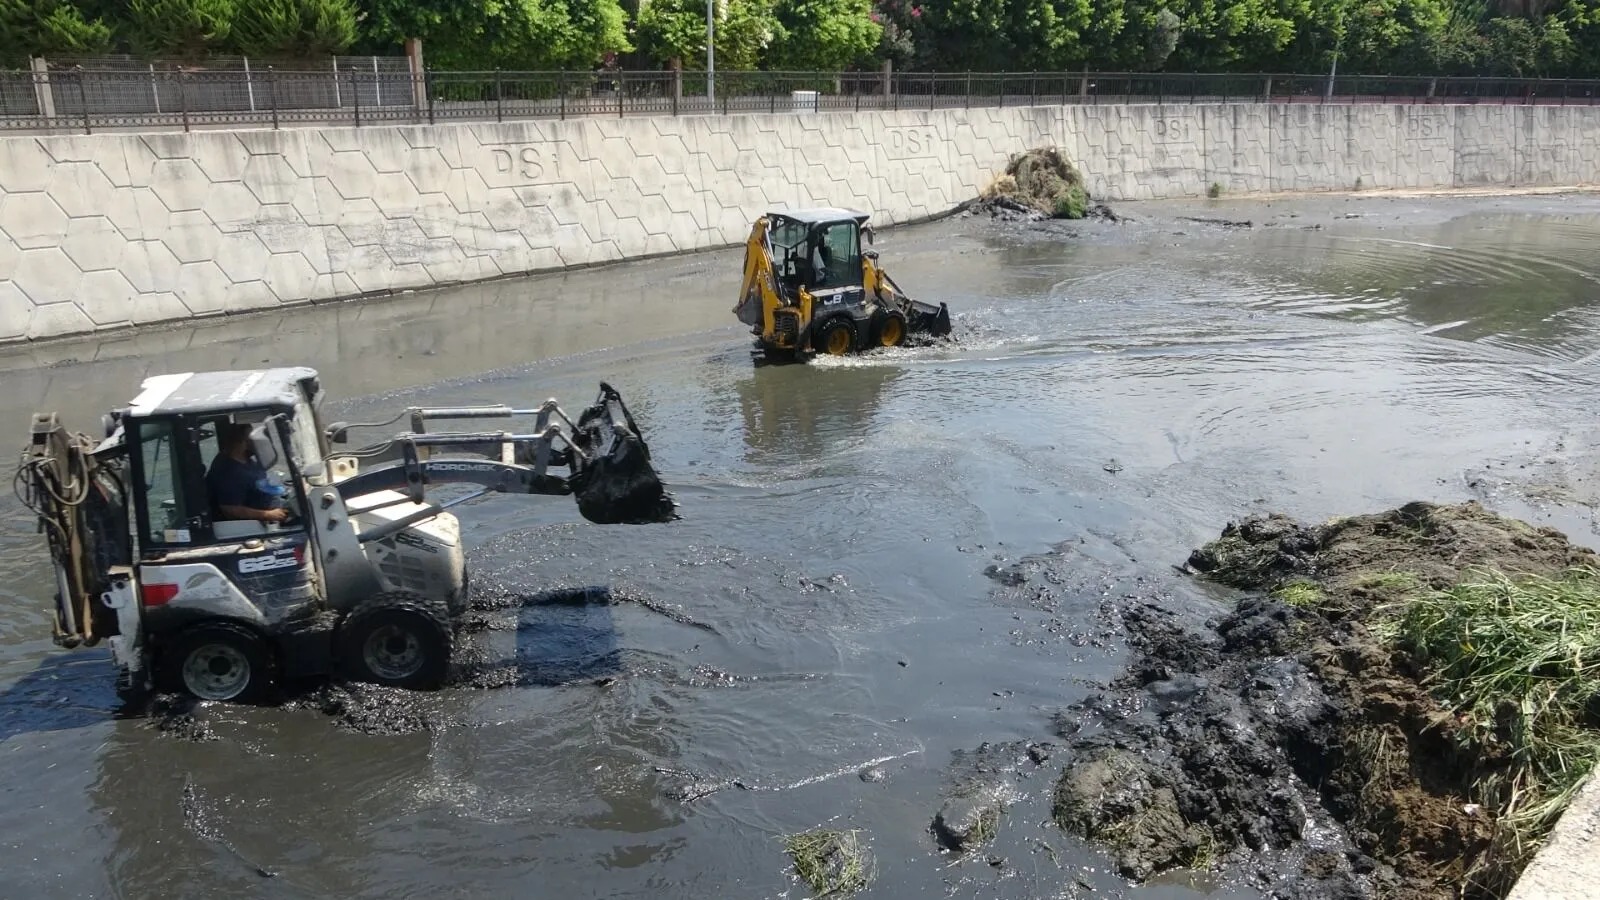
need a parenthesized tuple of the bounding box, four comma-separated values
(206, 454, 285, 514)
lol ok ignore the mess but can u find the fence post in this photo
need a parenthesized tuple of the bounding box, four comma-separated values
(672, 66, 681, 116)
(856, 73, 862, 112)
(332, 57, 341, 107)
(1263, 75, 1271, 102)
(406, 38, 427, 114)
(1156, 73, 1164, 106)
(74, 67, 89, 134)
(560, 72, 567, 120)
(244, 56, 256, 112)
(178, 68, 190, 132)
(965, 72, 972, 109)
(928, 73, 935, 110)
(619, 71, 627, 118)
(495, 69, 503, 122)
(426, 68, 436, 124)
(351, 67, 361, 126)
(373, 56, 383, 107)
(268, 66, 279, 129)
(150, 62, 160, 113)
(29, 57, 56, 122)
(1030, 71, 1037, 107)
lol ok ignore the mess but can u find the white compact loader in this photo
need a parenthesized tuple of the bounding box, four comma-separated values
(16, 367, 674, 703)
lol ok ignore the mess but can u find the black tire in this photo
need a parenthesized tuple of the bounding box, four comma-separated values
(157, 622, 273, 703)
(871, 309, 909, 348)
(814, 317, 858, 356)
(337, 592, 453, 690)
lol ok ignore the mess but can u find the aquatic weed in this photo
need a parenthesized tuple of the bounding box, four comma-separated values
(1271, 580, 1324, 608)
(1386, 566, 1600, 891)
(785, 828, 872, 896)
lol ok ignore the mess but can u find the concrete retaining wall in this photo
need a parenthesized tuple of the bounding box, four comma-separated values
(2, 103, 1599, 343)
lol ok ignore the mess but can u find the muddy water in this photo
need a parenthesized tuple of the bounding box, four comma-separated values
(1, 192, 1597, 899)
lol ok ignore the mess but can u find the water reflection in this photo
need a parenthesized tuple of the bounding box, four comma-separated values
(731, 361, 903, 466)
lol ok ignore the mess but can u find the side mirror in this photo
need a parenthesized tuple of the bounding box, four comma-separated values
(863, 226, 875, 246)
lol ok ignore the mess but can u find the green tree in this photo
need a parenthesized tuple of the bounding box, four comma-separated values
(362, 0, 571, 69)
(1482, 13, 1573, 73)
(0, 0, 114, 63)
(767, 0, 881, 69)
(1091, 1, 1183, 69)
(552, 0, 632, 68)
(1168, 0, 1312, 70)
(912, 0, 1093, 71)
(124, 0, 238, 60)
(1282, 0, 1454, 76)
(1552, 0, 1600, 73)
(232, 0, 358, 58)
(635, 0, 779, 69)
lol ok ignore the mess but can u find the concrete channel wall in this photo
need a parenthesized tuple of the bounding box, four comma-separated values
(2, 102, 1599, 343)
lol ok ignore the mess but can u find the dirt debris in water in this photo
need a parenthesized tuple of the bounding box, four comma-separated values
(1052, 500, 1598, 900)
(146, 693, 222, 742)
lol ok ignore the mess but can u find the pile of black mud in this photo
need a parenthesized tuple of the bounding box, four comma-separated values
(1052, 501, 1596, 900)
(962, 148, 1117, 222)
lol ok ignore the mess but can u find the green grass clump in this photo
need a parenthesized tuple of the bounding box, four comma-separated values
(1386, 566, 1600, 880)
(785, 828, 872, 896)
(1272, 580, 1324, 608)
(1207, 182, 1222, 198)
(1053, 184, 1088, 220)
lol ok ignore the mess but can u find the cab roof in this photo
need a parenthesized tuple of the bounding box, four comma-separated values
(125, 368, 319, 417)
(768, 207, 871, 227)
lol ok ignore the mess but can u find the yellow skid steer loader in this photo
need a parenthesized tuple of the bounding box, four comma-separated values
(733, 209, 951, 362)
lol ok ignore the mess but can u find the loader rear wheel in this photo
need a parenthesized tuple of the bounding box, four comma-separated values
(338, 592, 453, 690)
(872, 311, 908, 348)
(816, 318, 857, 356)
(159, 622, 272, 703)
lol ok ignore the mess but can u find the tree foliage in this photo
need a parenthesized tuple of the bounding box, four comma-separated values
(6, 0, 1600, 77)
(124, 0, 236, 60)
(766, 0, 881, 70)
(232, 0, 358, 59)
(0, 0, 112, 63)
(635, 0, 778, 70)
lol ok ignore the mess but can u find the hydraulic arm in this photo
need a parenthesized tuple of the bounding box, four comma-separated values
(329, 382, 675, 526)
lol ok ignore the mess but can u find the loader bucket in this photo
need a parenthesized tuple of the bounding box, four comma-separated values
(568, 383, 678, 525)
(908, 301, 953, 339)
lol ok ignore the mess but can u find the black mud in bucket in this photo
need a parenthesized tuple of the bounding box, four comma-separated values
(568, 383, 678, 525)
(908, 301, 953, 339)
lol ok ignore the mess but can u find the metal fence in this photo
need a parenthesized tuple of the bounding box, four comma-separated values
(3, 68, 1599, 134)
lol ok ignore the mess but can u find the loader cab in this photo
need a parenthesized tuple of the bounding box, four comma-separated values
(120, 368, 327, 555)
(769, 208, 874, 299)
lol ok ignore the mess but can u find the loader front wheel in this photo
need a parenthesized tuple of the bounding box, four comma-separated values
(338, 592, 453, 690)
(159, 622, 272, 703)
(816, 318, 857, 356)
(872, 310, 908, 348)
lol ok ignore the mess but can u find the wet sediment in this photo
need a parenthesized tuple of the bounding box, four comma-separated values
(1051, 501, 1598, 899)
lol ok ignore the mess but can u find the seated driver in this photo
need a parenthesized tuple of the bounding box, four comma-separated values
(207, 422, 290, 524)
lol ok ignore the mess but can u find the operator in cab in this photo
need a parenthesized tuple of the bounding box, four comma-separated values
(207, 422, 290, 524)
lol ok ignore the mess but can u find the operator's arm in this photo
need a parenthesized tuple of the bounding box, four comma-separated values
(210, 461, 287, 523)
(218, 504, 287, 523)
